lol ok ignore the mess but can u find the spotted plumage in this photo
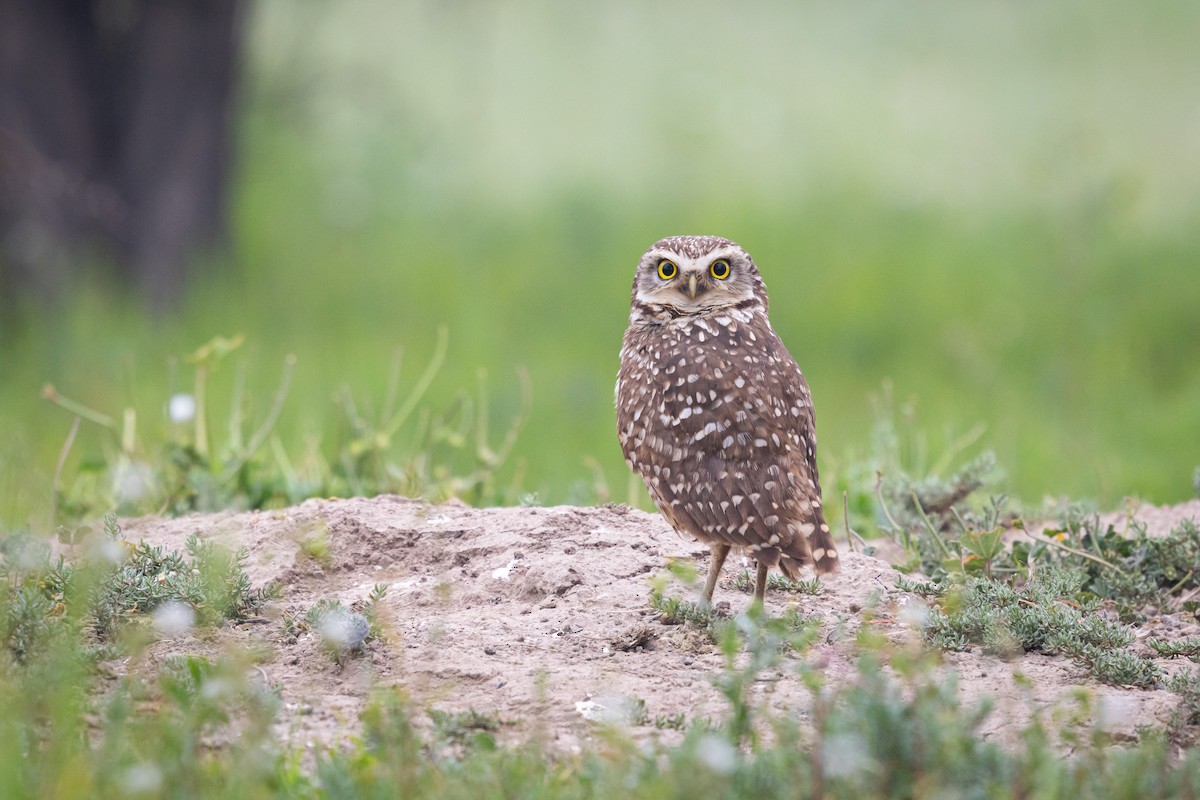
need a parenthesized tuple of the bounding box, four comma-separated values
(616, 235, 838, 606)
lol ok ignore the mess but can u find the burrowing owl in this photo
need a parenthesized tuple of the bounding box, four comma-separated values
(616, 235, 838, 606)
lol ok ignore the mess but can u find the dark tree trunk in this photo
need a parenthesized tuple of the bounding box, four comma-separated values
(0, 0, 242, 314)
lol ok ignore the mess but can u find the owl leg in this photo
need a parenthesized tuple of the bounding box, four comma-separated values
(702, 542, 731, 603)
(754, 562, 769, 605)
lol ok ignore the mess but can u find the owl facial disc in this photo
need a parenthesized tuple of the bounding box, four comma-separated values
(631, 237, 761, 316)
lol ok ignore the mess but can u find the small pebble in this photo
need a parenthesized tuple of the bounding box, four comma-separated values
(484, 646, 497, 655)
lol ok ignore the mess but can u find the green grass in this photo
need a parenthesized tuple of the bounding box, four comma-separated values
(3, 394, 1200, 797)
(3, 523, 1200, 798)
(4, 0, 1200, 529)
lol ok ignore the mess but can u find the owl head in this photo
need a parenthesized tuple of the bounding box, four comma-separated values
(630, 235, 768, 320)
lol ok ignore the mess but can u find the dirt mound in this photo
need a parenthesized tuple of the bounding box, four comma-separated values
(119, 496, 1200, 752)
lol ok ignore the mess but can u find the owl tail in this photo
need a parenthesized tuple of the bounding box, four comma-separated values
(779, 516, 840, 578)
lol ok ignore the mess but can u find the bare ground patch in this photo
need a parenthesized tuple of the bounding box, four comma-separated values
(118, 496, 1200, 753)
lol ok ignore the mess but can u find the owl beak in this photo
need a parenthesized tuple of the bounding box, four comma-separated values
(685, 273, 700, 299)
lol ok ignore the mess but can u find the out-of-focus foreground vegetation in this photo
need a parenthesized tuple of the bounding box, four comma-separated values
(2, 501, 1200, 798)
(3, 1, 1200, 529)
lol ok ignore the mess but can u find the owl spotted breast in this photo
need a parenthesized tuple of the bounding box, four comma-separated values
(616, 235, 838, 607)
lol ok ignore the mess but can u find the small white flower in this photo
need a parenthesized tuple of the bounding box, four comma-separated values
(318, 608, 370, 651)
(168, 393, 196, 423)
(92, 538, 125, 565)
(696, 733, 738, 775)
(112, 458, 156, 505)
(897, 598, 930, 628)
(201, 676, 235, 701)
(120, 763, 163, 795)
(152, 600, 195, 637)
(823, 731, 873, 778)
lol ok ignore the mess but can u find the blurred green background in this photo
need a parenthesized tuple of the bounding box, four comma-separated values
(3, 0, 1199, 528)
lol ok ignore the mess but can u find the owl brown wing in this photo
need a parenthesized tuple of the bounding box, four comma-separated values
(654, 318, 837, 574)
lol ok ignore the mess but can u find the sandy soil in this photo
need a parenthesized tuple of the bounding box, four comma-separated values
(118, 496, 1200, 754)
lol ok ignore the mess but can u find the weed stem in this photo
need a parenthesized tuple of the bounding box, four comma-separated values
(42, 384, 116, 431)
(910, 491, 954, 561)
(1029, 530, 1126, 575)
(875, 473, 910, 551)
(384, 325, 448, 439)
(219, 354, 296, 484)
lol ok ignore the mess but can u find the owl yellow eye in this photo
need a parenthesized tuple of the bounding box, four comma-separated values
(657, 259, 678, 280)
(710, 259, 731, 280)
